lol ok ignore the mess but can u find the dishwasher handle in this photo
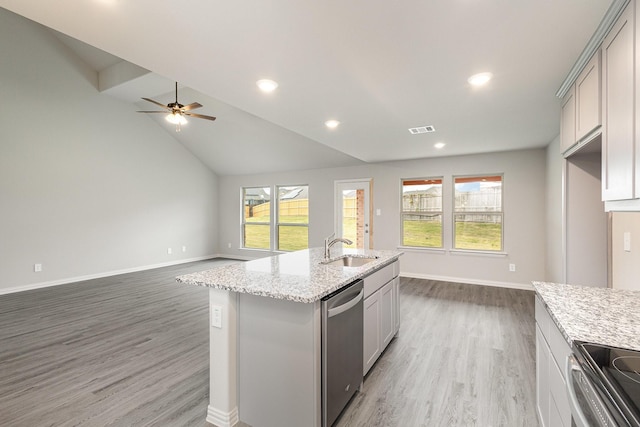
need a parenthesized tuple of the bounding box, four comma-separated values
(328, 289, 363, 318)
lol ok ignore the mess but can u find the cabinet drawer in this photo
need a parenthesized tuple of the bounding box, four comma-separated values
(364, 261, 396, 299)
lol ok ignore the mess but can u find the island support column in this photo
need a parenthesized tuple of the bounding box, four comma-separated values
(206, 288, 239, 427)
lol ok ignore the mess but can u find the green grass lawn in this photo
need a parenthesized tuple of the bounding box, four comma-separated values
(403, 219, 501, 250)
(244, 215, 308, 251)
(402, 220, 442, 247)
(245, 216, 501, 252)
(453, 222, 502, 250)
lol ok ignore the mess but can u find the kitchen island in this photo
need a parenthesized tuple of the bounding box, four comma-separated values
(177, 247, 403, 427)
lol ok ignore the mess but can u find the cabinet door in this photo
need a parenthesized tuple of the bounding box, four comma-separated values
(363, 292, 381, 375)
(392, 277, 400, 334)
(380, 281, 394, 349)
(602, 3, 635, 201)
(560, 86, 576, 153)
(576, 50, 602, 141)
(536, 325, 550, 427)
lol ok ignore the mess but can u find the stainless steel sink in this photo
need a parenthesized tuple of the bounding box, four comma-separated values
(322, 256, 379, 267)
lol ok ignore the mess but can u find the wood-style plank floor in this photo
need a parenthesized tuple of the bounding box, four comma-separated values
(336, 278, 538, 427)
(0, 261, 538, 427)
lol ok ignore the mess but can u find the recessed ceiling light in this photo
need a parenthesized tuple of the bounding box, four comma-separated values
(256, 79, 278, 93)
(434, 142, 446, 149)
(325, 119, 340, 129)
(468, 72, 493, 87)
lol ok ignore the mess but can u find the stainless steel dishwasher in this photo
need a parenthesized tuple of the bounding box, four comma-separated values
(321, 279, 364, 427)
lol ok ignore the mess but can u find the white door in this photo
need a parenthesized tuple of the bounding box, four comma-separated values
(335, 179, 371, 249)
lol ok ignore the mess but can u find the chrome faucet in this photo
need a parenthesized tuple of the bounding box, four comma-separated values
(324, 233, 353, 260)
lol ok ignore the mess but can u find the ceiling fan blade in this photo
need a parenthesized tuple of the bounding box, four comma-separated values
(181, 102, 203, 111)
(137, 110, 168, 114)
(141, 97, 170, 109)
(184, 112, 217, 121)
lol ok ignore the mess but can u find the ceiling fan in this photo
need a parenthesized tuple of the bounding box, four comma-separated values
(137, 82, 216, 131)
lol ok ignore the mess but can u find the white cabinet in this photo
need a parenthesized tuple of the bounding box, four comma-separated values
(560, 50, 601, 154)
(560, 87, 576, 153)
(363, 262, 399, 375)
(535, 326, 550, 427)
(602, 1, 635, 201)
(380, 280, 394, 349)
(576, 50, 602, 141)
(535, 296, 571, 427)
(363, 291, 380, 374)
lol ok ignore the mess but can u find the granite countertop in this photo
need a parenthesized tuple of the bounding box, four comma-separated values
(533, 281, 640, 352)
(176, 247, 403, 303)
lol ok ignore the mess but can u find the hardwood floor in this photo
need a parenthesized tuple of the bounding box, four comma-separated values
(336, 278, 538, 427)
(0, 262, 538, 427)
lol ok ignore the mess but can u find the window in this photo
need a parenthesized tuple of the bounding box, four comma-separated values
(277, 185, 309, 251)
(242, 185, 309, 251)
(242, 187, 271, 250)
(453, 175, 503, 251)
(401, 178, 443, 248)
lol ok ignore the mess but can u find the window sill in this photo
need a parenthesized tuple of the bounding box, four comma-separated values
(397, 246, 446, 254)
(397, 246, 508, 257)
(449, 249, 508, 257)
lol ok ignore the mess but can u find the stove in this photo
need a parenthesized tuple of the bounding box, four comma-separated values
(572, 342, 640, 427)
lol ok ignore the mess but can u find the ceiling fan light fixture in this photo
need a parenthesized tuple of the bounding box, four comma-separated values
(165, 112, 188, 125)
(257, 79, 278, 93)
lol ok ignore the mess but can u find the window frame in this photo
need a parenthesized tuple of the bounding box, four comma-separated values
(275, 184, 309, 252)
(452, 174, 504, 252)
(241, 186, 273, 251)
(241, 184, 310, 252)
(400, 177, 444, 249)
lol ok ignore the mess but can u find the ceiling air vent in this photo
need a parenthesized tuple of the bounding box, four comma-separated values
(408, 125, 435, 134)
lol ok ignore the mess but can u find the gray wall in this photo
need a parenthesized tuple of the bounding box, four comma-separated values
(218, 149, 547, 288)
(0, 9, 218, 292)
(545, 135, 564, 283)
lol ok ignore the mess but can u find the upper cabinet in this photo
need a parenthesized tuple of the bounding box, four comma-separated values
(560, 87, 576, 153)
(561, 0, 640, 205)
(560, 51, 602, 155)
(602, 1, 635, 201)
(576, 51, 602, 142)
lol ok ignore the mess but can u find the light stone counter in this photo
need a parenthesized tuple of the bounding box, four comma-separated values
(533, 281, 640, 351)
(177, 247, 403, 303)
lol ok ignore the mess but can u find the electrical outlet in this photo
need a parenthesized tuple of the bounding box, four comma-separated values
(182, 246, 187, 253)
(509, 263, 516, 272)
(211, 305, 222, 328)
(228, 243, 231, 249)
(167, 247, 172, 255)
(34, 263, 42, 272)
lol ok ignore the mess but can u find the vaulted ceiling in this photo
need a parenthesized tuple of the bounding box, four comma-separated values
(0, 1, 613, 175)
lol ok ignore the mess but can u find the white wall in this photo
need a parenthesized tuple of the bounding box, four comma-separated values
(545, 135, 564, 283)
(0, 9, 218, 293)
(218, 149, 547, 288)
(611, 212, 640, 290)
(565, 151, 608, 287)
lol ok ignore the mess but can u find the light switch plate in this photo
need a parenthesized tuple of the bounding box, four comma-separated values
(624, 232, 631, 252)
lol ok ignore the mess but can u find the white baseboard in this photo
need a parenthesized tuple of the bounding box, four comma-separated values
(206, 405, 239, 427)
(0, 254, 221, 296)
(400, 271, 533, 291)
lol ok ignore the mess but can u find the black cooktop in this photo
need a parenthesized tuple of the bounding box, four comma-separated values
(577, 342, 640, 427)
